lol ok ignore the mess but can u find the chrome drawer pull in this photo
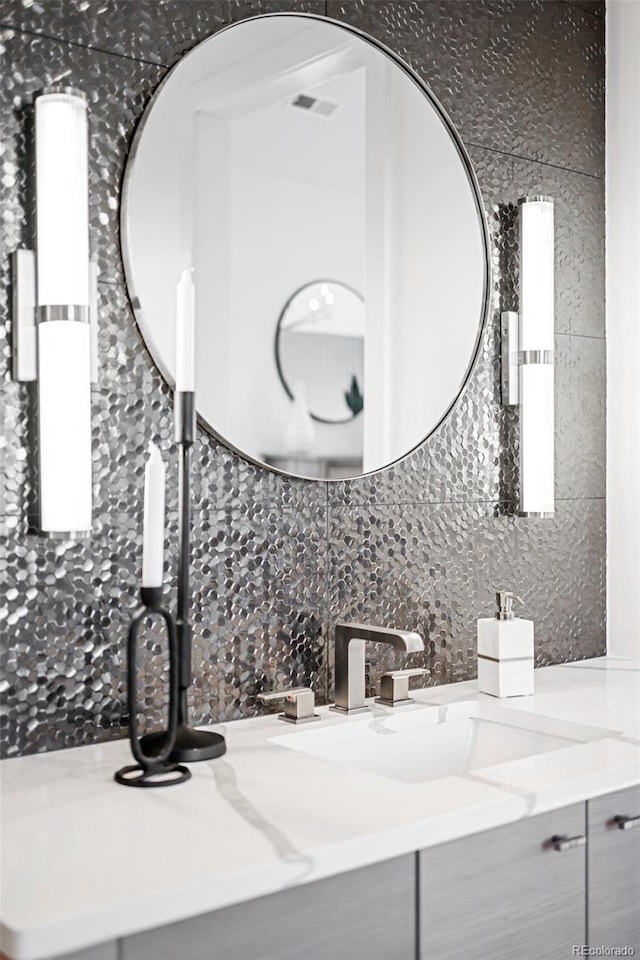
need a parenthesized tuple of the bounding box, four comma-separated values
(612, 814, 640, 831)
(551, 834, 586, 852)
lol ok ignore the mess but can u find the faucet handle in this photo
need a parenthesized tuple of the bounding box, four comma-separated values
(375, 668, 429, 708)
(257, 686, 320, 724)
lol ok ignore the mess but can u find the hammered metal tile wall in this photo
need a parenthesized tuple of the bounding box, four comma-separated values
(0, 0, 326, 66)
(189, 501, 328, 724)
(327, 499, 605, 696)
(327, 0, 605, 177)
(0, 0, 605, 757)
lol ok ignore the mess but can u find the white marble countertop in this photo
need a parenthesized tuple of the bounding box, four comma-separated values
(1, 657, 639, 960)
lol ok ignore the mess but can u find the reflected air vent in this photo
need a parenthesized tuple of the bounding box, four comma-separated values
(291, 94, 338, 117)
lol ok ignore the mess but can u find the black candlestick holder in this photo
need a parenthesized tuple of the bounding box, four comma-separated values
(139, 391, 226, 764)
(115, 587, 191, 788)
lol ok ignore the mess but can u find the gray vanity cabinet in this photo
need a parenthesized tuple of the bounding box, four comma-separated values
(120, 854, 415, 960)
(418, 803, 587, 960)
(588, 785, 640, 951)
(46, 792, 640, 960)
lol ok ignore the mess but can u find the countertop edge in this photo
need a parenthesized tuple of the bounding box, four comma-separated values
(3, 762, 640, 959)
(2, 658, 639, 960)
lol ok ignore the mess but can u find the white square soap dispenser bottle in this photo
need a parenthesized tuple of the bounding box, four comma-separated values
(477, 591, 534, 698)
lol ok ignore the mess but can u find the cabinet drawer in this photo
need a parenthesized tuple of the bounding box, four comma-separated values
(121, 854, 415, 960)
(419, 803, 586, 960)
(588, 785, 640, 951)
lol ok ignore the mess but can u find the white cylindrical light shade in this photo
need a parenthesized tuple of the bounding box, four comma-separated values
(520, 365, 554, 515)
(37, 321, 92, 533)
(519, 197, 555, 516)
(519, 198, 554, 352)
(35, 90, 89, 307)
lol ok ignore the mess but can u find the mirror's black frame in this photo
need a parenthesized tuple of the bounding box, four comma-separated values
(120, 12, 492, 483)
(274, 278, 365, 426)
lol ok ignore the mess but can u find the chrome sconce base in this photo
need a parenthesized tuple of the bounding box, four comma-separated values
(11, 249, 37, 382)
(502, 305, 556, 520)
(501, 312, 555, 407)
(11, 251, 99, 387)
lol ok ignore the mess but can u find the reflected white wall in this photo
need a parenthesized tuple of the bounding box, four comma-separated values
(363, 64, 484, 470)
(224, 166, 365, 459)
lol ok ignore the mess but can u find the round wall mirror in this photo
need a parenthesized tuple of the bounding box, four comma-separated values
(122, 14, 490, 481)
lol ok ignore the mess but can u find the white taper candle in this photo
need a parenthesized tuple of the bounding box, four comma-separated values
(142, 442, 166, 588)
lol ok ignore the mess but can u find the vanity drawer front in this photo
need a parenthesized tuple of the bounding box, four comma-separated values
(588, 785, 640, 951)
(419, 803, 586, 960)
(120, 853, 415, 960)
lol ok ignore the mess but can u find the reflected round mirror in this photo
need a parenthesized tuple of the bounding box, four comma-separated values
(275, 280, 365, 425)
(122, 14, 490, 481)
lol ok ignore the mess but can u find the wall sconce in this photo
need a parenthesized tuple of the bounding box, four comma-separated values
(501, 196, 555, 518)
(11, 86, 96, 538)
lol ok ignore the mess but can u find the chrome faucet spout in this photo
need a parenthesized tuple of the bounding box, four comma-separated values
(331, 622, 424, 714)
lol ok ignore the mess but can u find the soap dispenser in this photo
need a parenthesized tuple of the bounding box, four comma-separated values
(477, 591, 534, 697)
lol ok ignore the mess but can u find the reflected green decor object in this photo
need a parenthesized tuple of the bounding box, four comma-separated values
(345, 376, 364, 416)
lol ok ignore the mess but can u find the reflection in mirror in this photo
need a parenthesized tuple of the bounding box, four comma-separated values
(276, 281, 365, 424)
(273, 281, 365, 477)
(123, 15, 488, 481)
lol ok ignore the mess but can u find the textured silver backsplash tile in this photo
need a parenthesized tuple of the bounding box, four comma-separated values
(327, 502, 488, 692)
(0, 1, 605, 757)
(564, 1, 604, 15)
(1, 530, 133, 754)
(474, 500, 606, 663)
(1, 494, 329, 757)
(0, 28, 164, 288)
(470, 146, 605, 340)
(327, 0, 605, 178)
(188, 501, 328, 723)
(327, 500, 605, 697)
(0, 0, 326, 66)
(555, 334, 606, 500)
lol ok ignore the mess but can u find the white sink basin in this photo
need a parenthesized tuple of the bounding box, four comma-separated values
(270, 700, 611, 784)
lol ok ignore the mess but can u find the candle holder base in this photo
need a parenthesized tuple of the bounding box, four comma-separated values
(140, 724, 226, 763)
(114, 763, 191, 788)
